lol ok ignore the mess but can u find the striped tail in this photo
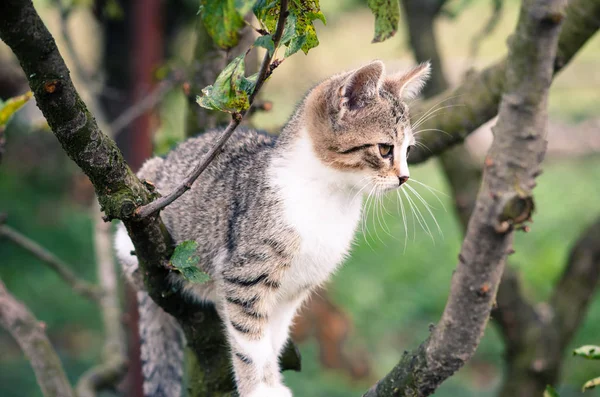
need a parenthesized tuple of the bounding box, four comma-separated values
(115, 223, 185, 397)
(137, 290, 185, 397)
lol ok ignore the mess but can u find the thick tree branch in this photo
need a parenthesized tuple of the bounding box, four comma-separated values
(0, 2, 299, 395)
(408, 0, 599, 164)
(135, 0, 289, 219)
(0, 223, 102, 302)
(365, 0, 564, 395)
(0, 0, 200, 373)
(0, 280, 75, 397)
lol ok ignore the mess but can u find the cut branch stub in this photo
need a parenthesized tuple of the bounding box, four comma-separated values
(497, 193, 535, 232)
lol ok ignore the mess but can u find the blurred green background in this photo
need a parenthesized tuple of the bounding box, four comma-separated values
(1, 0, 599, 396)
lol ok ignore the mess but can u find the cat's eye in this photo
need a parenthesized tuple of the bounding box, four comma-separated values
(407, 146, 412, 157)
(378, 144, 393, 158)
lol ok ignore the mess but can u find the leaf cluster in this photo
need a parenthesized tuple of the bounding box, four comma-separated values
(196, 0, 325, 113)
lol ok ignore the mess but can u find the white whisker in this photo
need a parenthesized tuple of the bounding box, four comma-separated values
(395, 189, 408, 252)
(403, 188, 434, 243)
(405, 184, 443, 237)
(407, 179, 447, 211)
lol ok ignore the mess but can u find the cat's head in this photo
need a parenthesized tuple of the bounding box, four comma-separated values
(305, 60, 430, 191)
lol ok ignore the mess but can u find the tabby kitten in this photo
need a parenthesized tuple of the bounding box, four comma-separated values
(116, 60, 431, 397)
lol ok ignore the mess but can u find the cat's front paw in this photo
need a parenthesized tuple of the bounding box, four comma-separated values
(246, 383, 292, 397)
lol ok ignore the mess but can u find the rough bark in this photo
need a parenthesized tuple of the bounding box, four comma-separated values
(364, 0, 564, 395)
(408, 0, 600, 165)
(0, 280, 75, 397)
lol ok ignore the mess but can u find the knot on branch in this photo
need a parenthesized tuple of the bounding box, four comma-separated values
(43, 79, 61, 94)
(99, 188, 154, 221)
(496, 193, 535, 233)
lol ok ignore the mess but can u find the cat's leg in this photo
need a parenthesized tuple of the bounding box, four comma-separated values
(270, 293, 309, 358)
(218, 255, 292, 397)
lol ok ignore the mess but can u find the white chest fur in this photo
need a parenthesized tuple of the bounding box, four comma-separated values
(269, 132, 365, 297)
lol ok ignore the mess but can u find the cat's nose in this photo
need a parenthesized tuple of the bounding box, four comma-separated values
(398, 176, 409, 186)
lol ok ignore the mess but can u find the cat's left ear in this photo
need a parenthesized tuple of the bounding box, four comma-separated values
(340, 60, 385, 114)
(385, 62, 431, 99)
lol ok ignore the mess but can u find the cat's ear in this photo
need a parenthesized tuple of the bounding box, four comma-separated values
(339, 60, 385, 113)
(385, 62, 431, 99)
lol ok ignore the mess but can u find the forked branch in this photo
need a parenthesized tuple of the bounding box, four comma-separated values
(364, 0, 565, 395)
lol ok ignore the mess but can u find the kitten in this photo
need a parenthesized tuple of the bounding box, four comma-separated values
(115, 60, 431, 397)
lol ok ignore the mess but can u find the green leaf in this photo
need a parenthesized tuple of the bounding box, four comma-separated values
(200, 0, 246, 49)
(284, 34, 307, 57)
(0, 91, 32, 127)
(544, 385, 560, 397)
(583, 377, 600, 392)
(170, 241, 210, 284)
(288, 0, 326, 54)
(197, 55, 251, 113)
(254, 0, 325, 56)
(240, 72, 258, 95)
(573, 345, 600, 360)
(368, 0, 400, 43)
(280, 14, 297, 45)
(253, 0, 279, 32)
(254, 34, 275, 56)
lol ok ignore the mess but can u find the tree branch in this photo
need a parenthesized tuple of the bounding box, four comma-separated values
(0, 2, 298, 395)
(550, 217, 600, 349)
(408, 0, 599, 164)
(76, 203, 128, 397)
(365, 0, 564, 395)
(0, 280, 75, 397)
(0, 223, 102, 302)
(135, 0, 289, 219)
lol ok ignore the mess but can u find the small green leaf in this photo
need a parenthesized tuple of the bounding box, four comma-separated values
(284, 35, 307, 57)
(583, 377, 600, 392)
(254, 34, 275, 56)
(200, 0, 246, 49)
(240, 73, 258, 95)
(368, 0, 400, 43)
(0, 91, 32, 127)
(170, 241, 210, 284)
(544, 385, 560, 397)
(197, 54, 251, 113)
(179, 266, 211, 284)
(288, 0, 326, 54)
(574, 345, 600, 360)
(254, 0, 324, 56)
(280, 14, 297, 45)
(253, 0, 279, 32)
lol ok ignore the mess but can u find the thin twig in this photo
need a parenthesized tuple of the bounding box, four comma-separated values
(135, 0, 289, 219)
(0, 280, 75, 397)
(0, 224, 102, 302)
(76, 202, 128, 397)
